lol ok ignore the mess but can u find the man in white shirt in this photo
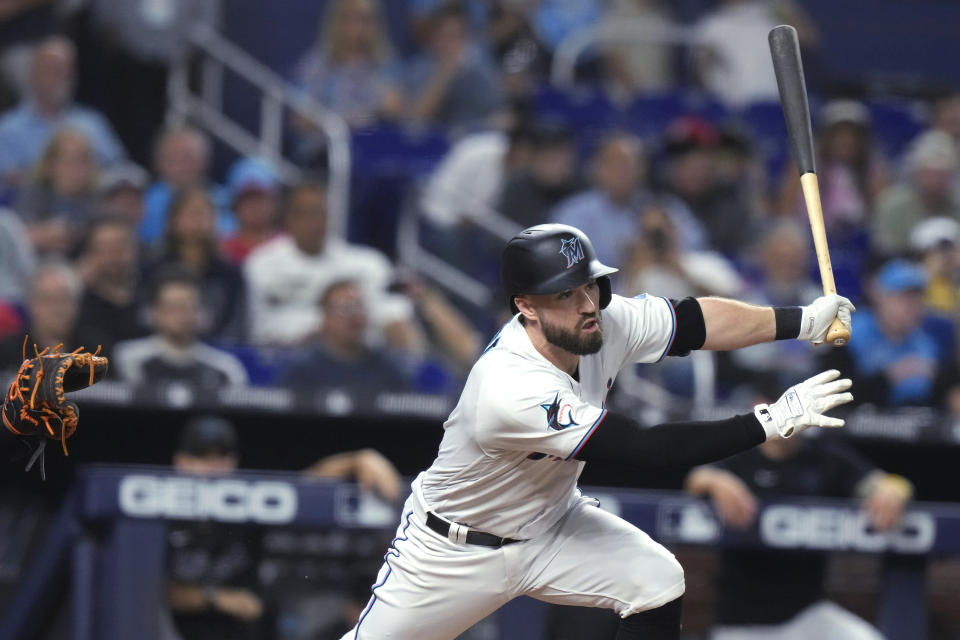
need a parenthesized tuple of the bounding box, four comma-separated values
(245, 182, 416, 348)
(340, 224, 855, 640)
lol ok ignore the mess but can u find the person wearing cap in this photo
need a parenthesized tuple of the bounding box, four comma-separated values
(910, 216, 960, 314)
(873, 130, 960, 254)
(825, 259, 954, 407)
(166, 415, 268, 640)
(166, 415, 404, 639)
(656, 116, 747, 254)
(97, 162, 149, 229)
(220, 158, 281, 265)
(778, 100, 890, 233)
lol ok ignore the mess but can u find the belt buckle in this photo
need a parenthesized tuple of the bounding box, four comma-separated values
(447, 520, 469, 545)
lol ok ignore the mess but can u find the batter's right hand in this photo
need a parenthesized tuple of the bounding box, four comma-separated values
(753, 369, 853, 439)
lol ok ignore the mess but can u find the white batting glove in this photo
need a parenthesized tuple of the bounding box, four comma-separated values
(798, 294, 855, 344)
(754, 369, 853, 439)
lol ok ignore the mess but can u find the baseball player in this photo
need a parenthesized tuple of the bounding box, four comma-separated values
(342, 224, 855, 640)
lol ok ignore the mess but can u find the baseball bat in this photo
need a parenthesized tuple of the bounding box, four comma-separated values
(768, 25, 850, 347)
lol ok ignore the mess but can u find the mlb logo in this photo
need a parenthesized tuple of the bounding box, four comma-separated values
(657, 501, 720, 544)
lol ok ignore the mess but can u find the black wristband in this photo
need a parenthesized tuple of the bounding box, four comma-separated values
(774, 306, 802, 340)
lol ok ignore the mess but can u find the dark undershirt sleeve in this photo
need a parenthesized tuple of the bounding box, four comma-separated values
(667, 297, 706, 357)
(575, 410, 766, 470)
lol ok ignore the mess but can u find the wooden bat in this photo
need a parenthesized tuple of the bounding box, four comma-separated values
(768, 25, 850, 347)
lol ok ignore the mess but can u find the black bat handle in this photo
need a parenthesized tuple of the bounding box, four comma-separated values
(769, 25, 815, 175)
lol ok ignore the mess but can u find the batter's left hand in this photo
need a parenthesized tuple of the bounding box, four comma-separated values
(799, 294, 855, 345)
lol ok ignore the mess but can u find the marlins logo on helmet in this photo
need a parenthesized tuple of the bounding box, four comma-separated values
(559, 236, 584, 269)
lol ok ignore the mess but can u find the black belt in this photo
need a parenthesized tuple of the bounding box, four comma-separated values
(425, 512, 523, 548)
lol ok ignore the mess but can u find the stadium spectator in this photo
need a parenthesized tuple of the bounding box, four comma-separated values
(658, 117, 753, 254)
(15, 128, 98, 255)
(931, 92, 960, 196)
(408, 0, 489, 45)
(73, 217, 146, 358)
(685, 416, 910, 640)
(96, 161, 149, 228)
(873, 130, 960, 254)
(0, 206, 35, 306)
(499, 121, 580, 229)
(114, 270, 248, 389)
(144, 186, 246, 340)
(404, 3, 503, 133)
(692, 0, 818, 107)
(600, 0, 677, 103)
(141, 124, 231, 246)
(386, 274, 483, 381)
(487, 1, 549, 100)
(910, 216, 960, 315)
(280, 279, 409, 391)
(931, 91, 960, 149)
(623, 203, 744, 300)
(245, 181, 417, 348)
(524, 0, 603, 54)
(0, 35, 124, 185)
(621, 203, 742, 399)
(778, 100, 890, 232)
(68, 0, 221, 165)
(293, 0, 403, 137)
(0, 260, 79, 366)
(724, 222, 822, 393)
(713, 123, 770, 230)
(221, 158, 281, 265)
(826, 259, 954, 407)
(0, 1, 58, 109)
(420, 115, 534, 229)
(550, 132, 651, 267)
(166, 415, 403, 639)
(165, 415, 267, 640)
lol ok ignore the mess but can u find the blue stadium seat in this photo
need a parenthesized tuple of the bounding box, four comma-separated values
(349, 124, 450, 255)
(626, 92, 688, 139)
(740, 100, 791, 179)
(865, 99, 927, 159)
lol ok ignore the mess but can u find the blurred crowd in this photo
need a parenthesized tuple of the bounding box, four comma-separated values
(2, 2, 959, 639)
(0, 0, 959, 415)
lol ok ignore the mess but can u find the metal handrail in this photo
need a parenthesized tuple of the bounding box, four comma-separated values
(168, 23, 352, 238)
(551, 20, 706, 88)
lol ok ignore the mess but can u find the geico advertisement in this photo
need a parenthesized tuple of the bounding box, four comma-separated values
(119, 475, 298, 524)
(659, 502, 936, 554)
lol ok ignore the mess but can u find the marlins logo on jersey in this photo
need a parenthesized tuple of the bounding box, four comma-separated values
(540, 393, 579, 431)
(559, 236, 584, 268)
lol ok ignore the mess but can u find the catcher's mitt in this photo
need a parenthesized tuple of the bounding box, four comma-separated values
(2, 340, 108, 478)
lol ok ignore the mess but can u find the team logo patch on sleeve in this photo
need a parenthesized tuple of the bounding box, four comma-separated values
(540, 393, 579, 430)
(559, 236, 584, 269)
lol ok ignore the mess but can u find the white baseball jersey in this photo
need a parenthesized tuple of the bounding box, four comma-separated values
(341, 293, 687, 640)
(420, 293, 677, 539)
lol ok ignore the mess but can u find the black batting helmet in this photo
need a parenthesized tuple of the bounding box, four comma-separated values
(501, 224, 618, 314)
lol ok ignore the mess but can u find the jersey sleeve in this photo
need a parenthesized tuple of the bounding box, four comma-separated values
(475, 369, 607, 460)
(603, 294, 678, 366)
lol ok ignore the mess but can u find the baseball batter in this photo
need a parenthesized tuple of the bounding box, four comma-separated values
(342, 224, 854, 640)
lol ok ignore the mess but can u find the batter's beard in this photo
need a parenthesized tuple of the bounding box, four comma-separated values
(541, 314, 603, 355)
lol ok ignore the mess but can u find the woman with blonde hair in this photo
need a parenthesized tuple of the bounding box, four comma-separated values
(293, 0, 403, 140)
(15, 128, 100, 255)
